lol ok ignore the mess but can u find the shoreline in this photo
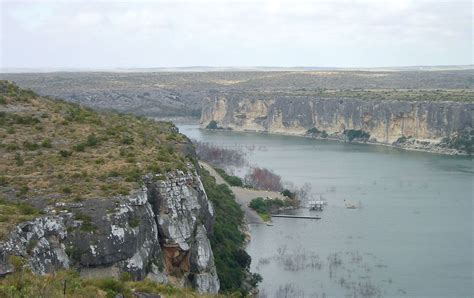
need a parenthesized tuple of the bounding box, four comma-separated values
(198, 126, 469, 157)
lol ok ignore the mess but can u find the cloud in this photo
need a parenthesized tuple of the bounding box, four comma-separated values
(1, 0, 471, 68)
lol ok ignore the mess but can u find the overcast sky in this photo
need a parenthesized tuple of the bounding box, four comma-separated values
(0, 0, 472, 69)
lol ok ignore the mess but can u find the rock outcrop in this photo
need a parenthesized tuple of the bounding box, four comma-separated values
(0, 165, 219, 294)
(201, 93, 473, 154)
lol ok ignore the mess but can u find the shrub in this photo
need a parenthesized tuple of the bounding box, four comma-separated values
(74, 213, 97, 232)
(86, 133, 99, 147)
(23, 141, 39, 151)
(15, 153, 24, 166)
(59, 150, 72, 157)
(249, 197, 267, 214)
(73, 143, 86, 152)
(281, 189, 296, 199)
(215, 168, 243, 187)
(244, 167, 283, 191)
(128, 217, 140, 228)
(307, 127, 320, 134)
(249, 197, 290, 221)
(344, 129, 370, 142)
(121, 134, 134, 145)
(41, 139, 52, 148)
(193, 140, 246, 167)
(205, 120, 219, 129)
(201, 168, 257, 294)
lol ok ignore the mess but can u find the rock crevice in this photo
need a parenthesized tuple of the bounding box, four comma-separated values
(0, 165, 220, 294)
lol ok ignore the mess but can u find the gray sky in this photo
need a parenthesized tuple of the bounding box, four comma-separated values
(1, 0, 472, 68)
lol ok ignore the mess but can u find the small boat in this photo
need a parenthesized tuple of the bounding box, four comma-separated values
(344, 199, 358, 209)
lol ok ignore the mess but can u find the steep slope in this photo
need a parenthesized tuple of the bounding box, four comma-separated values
(201, 92, 473, 154)
(0, 81, 219, 293)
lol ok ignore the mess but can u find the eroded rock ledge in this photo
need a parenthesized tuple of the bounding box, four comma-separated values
(0, 165, 219, 294)
(201, 94, 473, 155)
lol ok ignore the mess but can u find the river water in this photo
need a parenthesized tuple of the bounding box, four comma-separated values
(178, 125, 473, 297)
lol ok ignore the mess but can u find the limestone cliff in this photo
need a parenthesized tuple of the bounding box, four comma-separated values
(201, 93, 473, 154)
(0, 165, 220, 294)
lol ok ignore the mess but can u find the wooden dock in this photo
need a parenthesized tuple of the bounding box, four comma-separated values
(271, 214, 321, 220)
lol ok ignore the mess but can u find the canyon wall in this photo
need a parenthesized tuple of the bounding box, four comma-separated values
(0, 165, 220, 294)
(201, 94, 473, 154)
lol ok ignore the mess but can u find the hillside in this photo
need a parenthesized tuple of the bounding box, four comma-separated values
(0, 81, 237, 296)
(0, 80, 192, 236)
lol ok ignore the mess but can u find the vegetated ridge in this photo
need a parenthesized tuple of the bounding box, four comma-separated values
(0, 81, 256, 296)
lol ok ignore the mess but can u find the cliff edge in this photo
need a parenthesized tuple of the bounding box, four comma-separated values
(0, 81, 219, 294)
(201, 92, 473, 155)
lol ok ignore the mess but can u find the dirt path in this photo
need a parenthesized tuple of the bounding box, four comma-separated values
(199, 161, 285, 224)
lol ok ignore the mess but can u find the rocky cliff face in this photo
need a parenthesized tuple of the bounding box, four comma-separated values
(201, 94, 473, 154)
(0, 165, 219, 294)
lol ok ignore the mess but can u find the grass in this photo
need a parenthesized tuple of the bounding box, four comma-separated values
(0, 80, 194, 239)
(256, 211, 270, 222)
(0, 80, 191, 203)
(0, 258, 226, 298)
(0, 198, 42, 239)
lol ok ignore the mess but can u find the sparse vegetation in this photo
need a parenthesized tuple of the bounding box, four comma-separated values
(0, 198, 41, 239)
(440, 130, 473, 154)
(0, 71, 471, 122)
(0, 259, 214, 297)
(0, 80, 191, 205)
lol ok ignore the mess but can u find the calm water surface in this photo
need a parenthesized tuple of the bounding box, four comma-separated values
(179, 125, 473, 297)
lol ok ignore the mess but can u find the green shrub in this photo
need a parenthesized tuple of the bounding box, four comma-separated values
(200, 168, 257, 294)
(121, 134, 134, 145)
(281, 189, 296, 199)
(59, 150, 72, 157)
(215, 168, 243, 187)
(205, 120, 220, 130)
(249, 197, 267, 214)
(307, 127, 320, 134)
(23, 141, 39, 151)
(74, 213, 97, 232)
(41, 139, 52, 148)
(86, 133, 99, 147)
(344, 129, 370, 142)
(15, 153, 24, 166)
(128, 217, 140, 228)
(73, 143, 86, 152)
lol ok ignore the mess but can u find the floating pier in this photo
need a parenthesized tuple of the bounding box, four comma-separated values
(271, 214, 321, 220)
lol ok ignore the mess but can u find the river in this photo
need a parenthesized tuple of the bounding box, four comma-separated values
(178, 124, 473, 297)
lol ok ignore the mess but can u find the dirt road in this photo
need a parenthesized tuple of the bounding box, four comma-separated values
(199, 161, 285, 224)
